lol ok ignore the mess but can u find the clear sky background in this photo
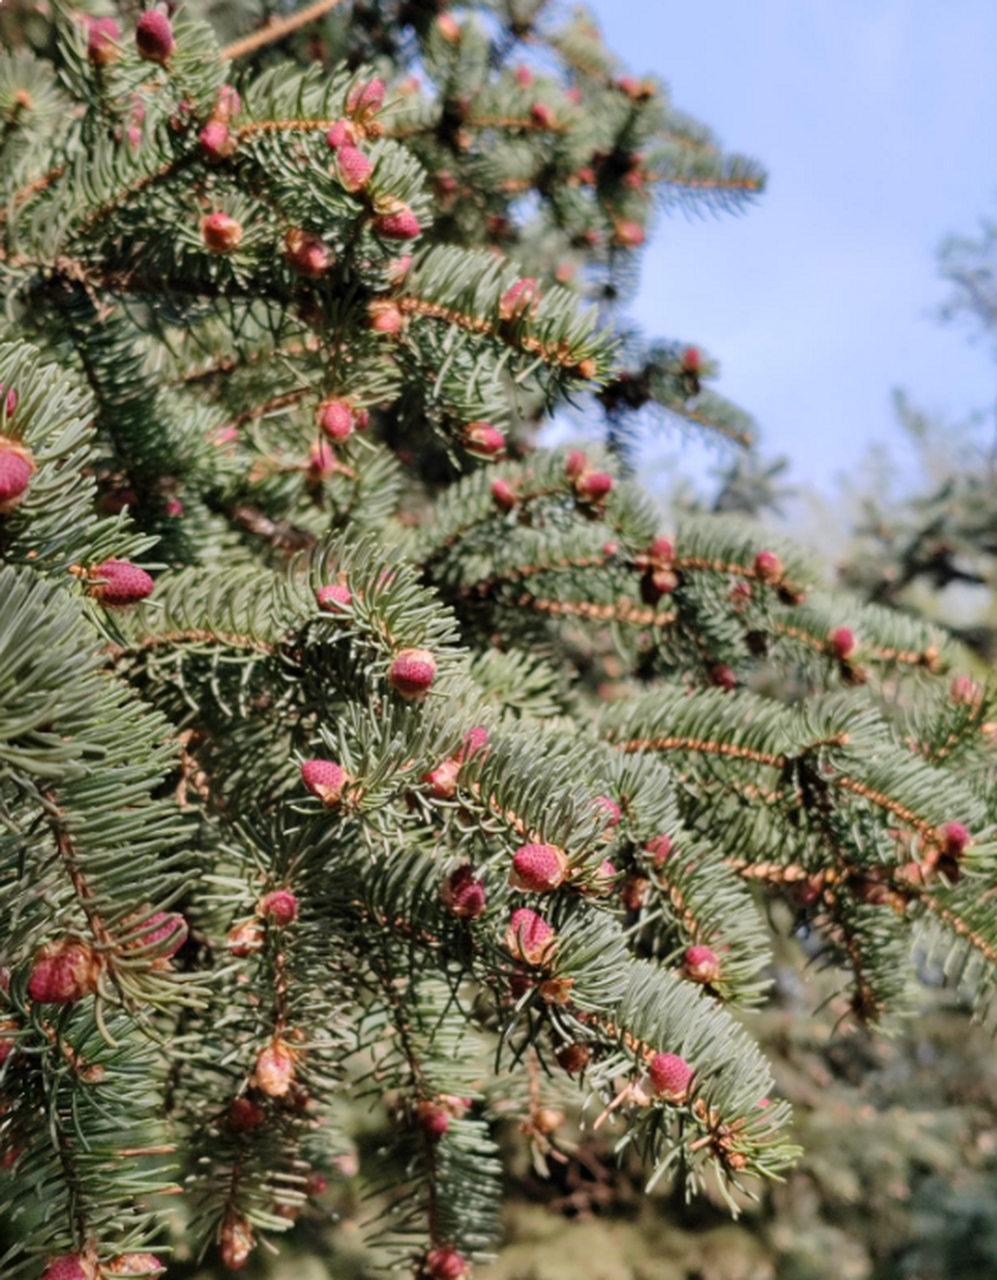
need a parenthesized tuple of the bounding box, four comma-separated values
(586, 0, 997, 497)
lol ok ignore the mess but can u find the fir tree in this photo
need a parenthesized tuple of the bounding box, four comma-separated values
(0, 5, 995, 1279)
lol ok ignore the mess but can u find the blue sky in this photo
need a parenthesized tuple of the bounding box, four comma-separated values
(587, 0, 997, 496)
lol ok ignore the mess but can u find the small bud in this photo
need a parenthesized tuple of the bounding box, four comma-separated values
(465, 423, 505, 456)
(254, 1039, 295, 1096)
(373, 204, 421, 241)
(435, 13, 462, 42)
(417, 1099, 451, 1139)
(830, 627, 857, 661)
(505, 907, 555, 965)
(202, 212, 243, 254)
(647, 1052, 692, 1102)
(423, 759, 461, 800)
(199, 121, 237, 160)
(509, 843, 569, 892)
(86, 15, 121, 65)
(258, 889, 299, 926)
(683, 945, 721, 984)
(565, 449, 588, 479)
(126, 910, 187, 957)
(227, 919, 263, 956)
(307, 1171, 329, 1196)
(530, 102, 556, 129)
(645, 834, 672, 866)
(458, 727, 489, 762)
(41, 1256, 96, 1280)
(326, 119, 355, 150)
(346, 78, 385, 121)
(620, 875, 650, 911)
(318, 398, 355, 442)
(682, 346, 701, 372)
(499, 277, 541, 321)
(388, 648, 437, 700)
(555, 1042, 590, 1074)
(574, 470, 613, 502)
(228, 1095, 264, 1131)
(86, 559, 154, 606)
(514, 65, 533, 88)
(950, 674, 981, 705)
(368, 300, 404, 334)
(424, 1247, 469, 1279)
(317, 583, 353, 613)
(28, 939, 98, 1004)
(710, 664, 736, 692)
(753, 550, 783, 583)
(285, 228, 332, 278)
(442, 864, 487, 920)
(491, 477, 517, 512)
(301, 758, 348, 806)
(0, 442, 35, 512)
(337, 144, 373, 192)
(533, 1107, 564, 1135)
(615, 220, 645, 248)
(942, 822, 970, 857)
(214, 83, 241, 125)
(593, 795, 621, 829)
(220, 1213, 254, 1271)
(135, 9, 175, 63)
(104, 1255, 163, 1276)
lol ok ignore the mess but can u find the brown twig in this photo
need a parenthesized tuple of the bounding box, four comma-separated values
(222, 0, 346, 61)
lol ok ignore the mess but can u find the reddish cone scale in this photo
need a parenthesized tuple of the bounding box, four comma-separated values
(830, 627, 857, 661)
(565, 449, 588, 479)
(346, 78, 385, 120)
(509, 843, 569, 892)
(647, 1052, 693, 1102)
(227, 919, 263, 956)
(442, 864, 487, 920)
(373, 204, 421, 240)
(645, 834, 672, 866)
(530, 102, 556, 129)
(27, 939, 98, 1003)
(214, 83, 241, 124)
(683, 945, 721, 984)
(459, 726, 489, 762)
(301, 758, 348, 806)
(337, 144, 373, 192)
(317, 583, 353, 613)
(951, 674, 981, 705)
(491, 477, 517, 512)
(41, 1257, 95, 1280)
(681, 346, 701, 372)
(285, 229, 332, 278)
(649, 536, 675, 562)
(465, 423, 505, 455)
(0, 444, 34, 512)
(388, 648, 437, 700)
(201, 212, 243, 254)
(425, 1247, 469, 1279)
(228, 1095, 264, 1131)
(417, 1099, 451, 1138)
(575, 470, 613, 502)
(505, 907, 555, 965)
(135, 9, 175, 62)
(128, 910, 187, 957)
(753, 550, 783, 583)
(424, 759, 461, 800)
(105, 1255, 163, 1275)
(255, 1040, 295, 1097)
(199, 121, 236, 160)
(258, 889, 299, 926)
(220, 1214, 254, 1271)
(500, 277, 540, 321)
(943, 822, 970, 856)
(87, 560, 154, 606)
(86, 15, 120, 64)
(368, 300, 404, 334)
(555, 1042, 590, 1074)
(318, 398, 355, 442)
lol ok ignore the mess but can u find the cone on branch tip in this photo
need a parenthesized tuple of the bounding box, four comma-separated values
(135, 10, 174, 64)
(202, 212, 243, 254)
(258, 889, 299, 926)
(0, 441, 34, 511)
(647, 1052, 693, 1103)
(683, 945, 721, 984)
(27, 939, 99, 1004)
(509, 843, 569, 892)
(301, 758, 349, 806)
(388, 648, 437, 700)
(505, 907, 555, 965)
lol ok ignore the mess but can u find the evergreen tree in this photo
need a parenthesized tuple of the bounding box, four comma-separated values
(0, 6, 995, 1280)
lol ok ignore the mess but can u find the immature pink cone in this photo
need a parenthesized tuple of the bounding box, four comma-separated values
(199, 121, 237, 160)
(0, 1018, 17, 1066)
(574, 470, 613, 502)
(135, 9, 175, 63)
(105, 1255, 163, 1275)
(942, 822, 970, 856)
(499, 277, 540, 321)
(565, 448, 588, 479)
(28, 939, 97, 1004)
(682, 346, 701, 372)
(258, 889, 299, 926)
(337, 144, 373, 192)
(830, 626, 857, 661)
(388, 648, 437, 700)
(491, 478, 517, 512)
(435, 13, 462, 42)
(318, 398, 355, 442)
(86, 15, 121, 65)
(645, 834, 672, 866)
(228, 1095, 264, 1131)
(220, 1213, 254, 1271)
(128, 910, 188, 957)
(373, 204, 421, 240)
(458, 726, 489, 762)
(465, 423, 505, 456)
(0, 445, 34, 512)
(620, 875, 650, 911)
(593, 859, 617, 892)
(87, 559, 155, 605)
(649, 535, 675, 563)
(227, 919, 263, 956)
(615, 220, 645, 248)
(325, 118, 355, 150)
(594, 795, 622, 828)
(301, 758, 348, 806)
(442, 864, 487, 920)
(710, 664, 736, 692)
(753, 550, 783, 583)
(41, 1256, 95, 1280)
(284, 228, 332, 278)
(950, 674, 981, 705)
(647, 1052, 693, 1102)
(530, 102, 556, 128)
(417, 1099, 451, 1139)
(424, 759, 461, 800)
(505, 907, 555, 965)
(255, 1039, 295, 1096)
(317, 583, 353, 613)
(202, 212, 243, 254)
(514, 64, 533, 87)
(424, 1246, 470, 1279)
(214, 83, 242, 124)
(509, 843, 569, 892)
(346, 78, 385, 120)
(683, 945, 721, 984)
(368, 300, 404, 334)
